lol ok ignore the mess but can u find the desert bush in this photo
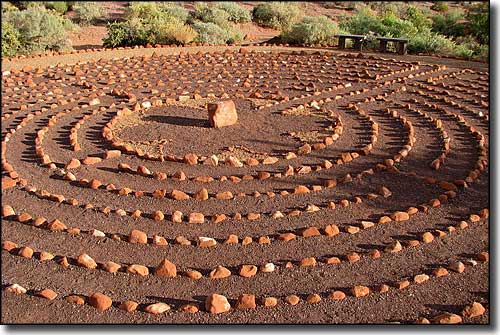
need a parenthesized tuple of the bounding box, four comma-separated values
(11, 1, 44, 9)
(157, 2, 190, 23)
(214, 2, 252, 23)
(1, 2, 19, 13)
(252, 2, 302, 31)
(431, 1, 449, 12)
(192, 2, 231, 27)
(454, 36, 488, 60)
(125, 2, 162, 21)
(103, 15, 196, 47)
(431, 10, 466, 38)
(404, 5, 432, 31)
(2, 21, 21, 56)
(281, 16, 342, 45)
(192, 21, 242, 44)
(407, 31, 456, 55)
(45, 1, 69, 14)
(72, 1, 105, 25)
(2, 7, 73, 54)
(466, 2, 488, 44)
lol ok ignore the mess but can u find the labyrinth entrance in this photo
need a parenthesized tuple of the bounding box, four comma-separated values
(1, 47, 489, 324)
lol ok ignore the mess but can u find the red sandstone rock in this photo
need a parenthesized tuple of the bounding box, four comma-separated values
(208, 100, 238, 128)
(89, 292, 113, 311)
(155, 259, 177, 277)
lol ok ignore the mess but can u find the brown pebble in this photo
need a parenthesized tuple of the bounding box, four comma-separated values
(239, 264, 257, 277)
(262, 296, 278, 307)
(36, 288, 57, 300)
(433, 313, 462, 324)
(351, 285, 370, 297)
(329, 291, 346, 300)
(462, 302, 486, 318)
(89, 292, 113, 311)
(120, 300, 138, 312)
(66, 295, 85, 305)
(236, 294, 256, 309)
(18, 246, 33, 258)
(205, 294, 231, 314)
(127, 264, 149, 276)
(306, 293, 322, 303)
(285, 295, 300, 305)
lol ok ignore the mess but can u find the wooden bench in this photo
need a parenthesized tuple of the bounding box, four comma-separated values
(377, 37, 409, 55)
(335, 34, 366, 51)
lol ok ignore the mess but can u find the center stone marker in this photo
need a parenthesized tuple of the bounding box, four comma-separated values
(207, 100, 238, 128)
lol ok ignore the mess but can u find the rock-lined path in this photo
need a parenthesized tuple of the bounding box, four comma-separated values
(1, 45, 488, 324)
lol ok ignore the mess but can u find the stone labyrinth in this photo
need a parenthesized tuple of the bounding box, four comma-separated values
(1, 47, 489, 324)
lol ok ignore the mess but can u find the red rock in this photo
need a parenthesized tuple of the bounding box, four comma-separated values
(239, 265, 257, 277)
(145, 302, 171, 314)
(180, 303, 199, 313)
(127, 264, 149, 276)
(205, 294, 231, 313)
(120, 300, 138, 312)
(391, 211, 410, 221)
(385, 240, 403, 253)
(66, 295, 85, 305)
(77, 253, 97, 269)
(433, 313, 462, 324)
(152, 210, 164, 221)
(208, 100, 238, 128)
(224, 234, 239, 244)
(422, 232, 434, 243)
(36, 288, 57, 300)
(171, 189, 190, 200)
(39, 251, 54, 261)
(300, 257, 317, 267)
(184, 153, 198, 165)
(324, 224, 340, 237)
(449, 261, 465, 273)
(47, 219, 68, 230)
(129, 230, 148, 244)
(306, 293, 322, 303)
(18, 246, 33, 258)
(2, 240, 18, 251)
(278, 232, 296, 241)
(102, 261, 121, 273)
(2, 177, 17, 190)
(236, 294, 256, 309)
(378, 186, 392, 197)
(414, 274, 430, 284)
(2, 205, 15, 217)
(194, 188, 209, 200)
(294, 185, 310, 194)
(172, 171, 187, 181)
(394, 280, 410, 289)
(209, 266, 231, 279)
(17, 212, 32, 223)
(185, 269, 203, 279)
(189, 213, 204, 224)
(89, 292, 113, 311)
(351, 285, 370, 297)
(6, 284, 27, 294)
(263, 297, 278, 307)
(329, 291, 346, 300)
(433, 267, 449, 277)
(104, 150, 121, 159)
(346, 252, 360, 263)
(301, 226, 321, 237)
(198, 236, 216, 247)
(225, 156, 243, 167)
(82, 156, 102, 165)
(462, 302, 486, 318)
(285, 295, 300, 305)
(155, 259, 177, 277)
(477, 252, 489, 262)
(171, 210, 183, 223)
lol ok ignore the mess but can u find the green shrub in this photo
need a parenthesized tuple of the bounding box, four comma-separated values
(192, 2, 231, 27)
(103, 16, 197, 47)
(2, 7, 72, 54)
(407, 31, 456, 55)
(466, 2, 488, 44)
(431, 10, 466, 38)
(214, 2, 252, 23)
(45, 1, 69, 14)
(281, 16, 342, 45)
(1, 2, 19, 13)
(454, 36, 488, 60)
(72, 1, 105, 25)
(2, 21, 21, 56)
(125, 2, 161, 20)
(157, 2, 189, 23)
(192, 21, 242, 44)
(11, 1, 44, 9)
(252, 2, 302, 31)
(103, 19, 151, 47)
(431, 2, 449, 12)
(404, 5, 432, 31)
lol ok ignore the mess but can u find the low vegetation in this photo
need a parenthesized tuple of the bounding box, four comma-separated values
(72, 1, 106, 25)
(252, 2, 302, 31)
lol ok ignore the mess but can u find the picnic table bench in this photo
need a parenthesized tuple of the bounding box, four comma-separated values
(335, 34, 366, 51)
(377, 37, 409, 55)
